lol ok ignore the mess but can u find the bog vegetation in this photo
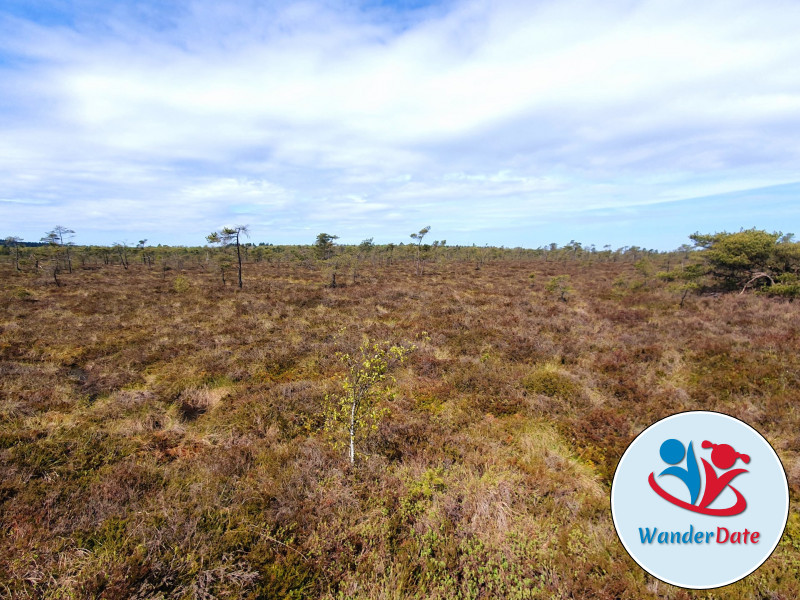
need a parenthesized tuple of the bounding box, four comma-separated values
(1, 228, 799, 599)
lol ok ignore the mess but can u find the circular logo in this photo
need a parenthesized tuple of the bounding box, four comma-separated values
(611, 411, 789, 589)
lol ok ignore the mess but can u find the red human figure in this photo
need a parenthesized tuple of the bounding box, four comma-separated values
(698, 441, 750, 509)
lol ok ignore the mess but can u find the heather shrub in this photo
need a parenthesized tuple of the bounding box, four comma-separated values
(2, 254, 800, 599)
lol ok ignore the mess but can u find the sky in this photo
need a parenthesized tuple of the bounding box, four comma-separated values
(2, 0, 800, 249)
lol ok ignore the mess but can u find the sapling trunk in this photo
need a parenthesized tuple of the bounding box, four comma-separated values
(349, 399, 357, 464)
(680, 288, 690, 307)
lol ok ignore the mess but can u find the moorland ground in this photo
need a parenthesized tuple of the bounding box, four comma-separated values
(1, 256, 799, 599)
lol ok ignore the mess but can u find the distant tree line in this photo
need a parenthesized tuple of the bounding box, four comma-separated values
(0, 240, 50, 247)
(5, 224, 799, 298)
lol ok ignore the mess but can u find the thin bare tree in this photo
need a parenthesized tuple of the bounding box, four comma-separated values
(41, 226, 75, 273)
(4, 236, 23, 271)
(410, 226, 430, 276)
(207, 225, 250, 289)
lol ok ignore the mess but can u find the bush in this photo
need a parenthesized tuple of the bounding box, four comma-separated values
(767, 273, 800, 299)
(691, 229, 800, 291)
(173, 275, 190, 293)
(522, 367, 578, 401)
(545, 275, 572, 301)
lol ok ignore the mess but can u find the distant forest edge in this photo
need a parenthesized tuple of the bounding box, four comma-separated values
(3, 227, 800, 298)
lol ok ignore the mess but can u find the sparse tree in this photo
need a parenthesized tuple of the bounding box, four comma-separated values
(314, 233, 340, 287)
(565, 240, 583, 259)
(410, 226, 430, 275)
(39, 244, 62, 286)
(41, 225, 75, 273)
(113, 242, 130, 270)
(51, 261, 61, 286)
(4, 236, 23, 271)
(137, 239, 153, 266)
(359, 237, 374, 254)
(634, 258, 655, 286)
(314, 233, 339, 261)
(429, 239, 445, 272)
(474, 243, 489, 270)
(353, 237, 374, 283)
(676, 243, 693, 263)
(207, 225, 249, 289)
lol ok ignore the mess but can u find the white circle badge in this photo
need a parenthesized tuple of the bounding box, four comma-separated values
(611, 411, 789, 589)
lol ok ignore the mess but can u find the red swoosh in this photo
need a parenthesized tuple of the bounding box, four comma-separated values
(648, 472, 747, 516)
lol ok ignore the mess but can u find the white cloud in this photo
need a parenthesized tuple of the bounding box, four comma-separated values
(1, 0, 800, 247)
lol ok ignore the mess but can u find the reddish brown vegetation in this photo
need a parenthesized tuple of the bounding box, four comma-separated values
(1, 257, 799, 599)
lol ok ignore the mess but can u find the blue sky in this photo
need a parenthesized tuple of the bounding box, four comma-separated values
(2, 0, 800, 249)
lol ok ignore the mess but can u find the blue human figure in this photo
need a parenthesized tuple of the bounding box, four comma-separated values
(658, 439, 701, 505)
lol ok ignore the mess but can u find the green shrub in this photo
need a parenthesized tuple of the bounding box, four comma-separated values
(767, 273, 800, 298)
(545, 275, 572, 301)
(173, 275, 190, 293)
(522, 367, 578, 400)
(12, 286, 34, 300)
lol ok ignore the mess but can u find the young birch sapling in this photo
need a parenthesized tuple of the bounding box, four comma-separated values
(325, 339, 414, 464)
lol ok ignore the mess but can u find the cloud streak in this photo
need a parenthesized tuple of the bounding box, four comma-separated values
(2, 0, 800, 248)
